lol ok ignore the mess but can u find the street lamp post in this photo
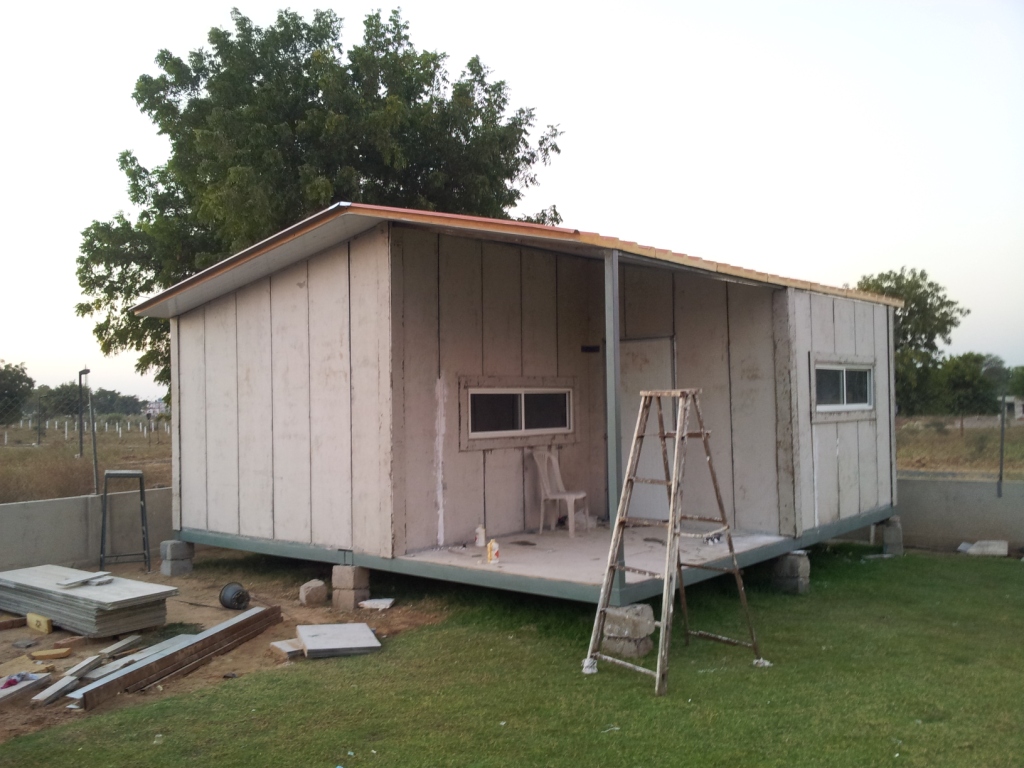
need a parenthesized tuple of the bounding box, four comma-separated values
(78, 367, 90, 458)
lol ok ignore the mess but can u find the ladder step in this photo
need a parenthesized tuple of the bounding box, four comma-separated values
(592, 653, 657, 677)
(677, 515, 727, 524)
(677, 563, 736, 574)
(618, 517, 670, 528)
(677, 526, 729, 539)
(687, 629, 756, 649)
(616, 565, 663, 579)
(631, 477, 671, 486)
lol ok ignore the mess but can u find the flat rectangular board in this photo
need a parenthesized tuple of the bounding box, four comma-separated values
(837, 421, 860, 518)
(395, 228, 440, 553)
(858, 419, 879, 512)
(170, 317, 181, 529)
(484, 449, 525, 537)
(810, 294, 836, 354)
(236, 278, 275, 539)
(204, 293, 240, 535)
(833, 299, 856, 356)
(813, 423, 840, 525)
(0, 567, 177, 610)
(772, 289, 798, 537)
(792, 291, 816, 533)
(623, 264, 673, 340)
(270, 638, 304, 659)
(481, 241, 522, 377)
(875, 305, 894, 507)
(296, 623, 381, 658)
(350, 225, 394, 557)
(438, 234, 484, 546)
(309, 244, 353, 550)
(271, 261, 312, 544)
(178, 308, 207, 530)
(520, 248, 557, 377)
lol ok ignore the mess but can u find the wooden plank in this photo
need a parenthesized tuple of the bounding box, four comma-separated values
(204, 293, 240, 535)
(29, 648, 71, 660)
(623, 264, 673, 339)
(521, 248, 557, 377)
(271, 260, 312, 544)
(438, 234, 484, 545)
(0, 616, 26, 630)
(0, 673, 51, 705)
(395, 228, 440, 553)
(27, 613, 52, 633)
(814, 423, 840, 524)
(772, 289, 798, 537)
(791, 292, 815, 533)
(833, 299, 856, 355)
(481, 241, 522, 377)
(235, 278, 275, 539)
(71, 607, 280, 709)
(64, 655, 103, 678)
(178, 308, 207, 530)
(350, 225, 394, 557)
(309, 243, 353, 550)
(170, 317, 181, 530)
(837, 421, 860, 518)
(31, 674, 81, 707)
(675, 274, 735, 526)
(727, 283, 779, 534)
(99, 634, 142, 658)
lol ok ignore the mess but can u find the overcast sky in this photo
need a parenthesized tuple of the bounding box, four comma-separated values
(2, 0, 1021, 399)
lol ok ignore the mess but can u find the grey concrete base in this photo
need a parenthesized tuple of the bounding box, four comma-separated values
(332, 588, 370, 612)
(601, 635, 653, 658)
(772, 550, 810, 595)
(881, 516, 904, 556)
(332, 565, 370, 590)
(300, 579, 328, 605)
(160, 540, 194, 561)
(160, 558, 193, 577)
(604, 604, 656, 638)
(895, 478, 1024, 551)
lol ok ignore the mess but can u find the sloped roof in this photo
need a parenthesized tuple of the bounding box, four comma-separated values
(134, 202, 902, 318)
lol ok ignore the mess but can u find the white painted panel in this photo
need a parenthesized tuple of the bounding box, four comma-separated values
(169, 317, 181, 530)
(482, 242, 522, 377)
(437, 235, 484, 545)
(875, 306, 894, 506)
(485, 449, 526, 536)
(624, 264, 673, 340)
(810, 294, 836, 355)
(858, 420, 878, 512)
(396, 228, 439, 553)
(350, 226, 393, 557)
(204, 294, 239, 535)
(178, 308, 207, 530)
(236, 279, 274, 539)
(814, 422, 839, 524)
(833, 299, 856, 356)
(584, 260, 607, 520)
(792, 292, 815, 533)
(674, 274, 735, 527)
(521, 248, 557, 377)
(837, 421, 859, 518)
(620, 338, 675, 520)
(772, 289, 797, 537)
(728, 284, 779, 534)
(309, 244, 352, 549)
(271, 261, 312, 544)
(854, 302, 875, 357)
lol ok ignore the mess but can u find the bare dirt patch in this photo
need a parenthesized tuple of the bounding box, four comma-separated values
(0, 548, 446, 744)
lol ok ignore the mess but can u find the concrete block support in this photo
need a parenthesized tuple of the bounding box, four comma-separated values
(772, 550, 810, 595)
(881, 516, 904, 556)
(300, 579, 328, 605)
(160, 540, 195, 561)
(160, 558, 193, 577)
(332, 565, 370, 590)
(332, 588, 371, 612)
(601, 635, 654, 658)
(601, 603, 655, 658)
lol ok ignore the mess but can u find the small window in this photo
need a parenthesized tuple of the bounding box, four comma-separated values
(469, 388, 572, 437)
(815, 366, 873, 411)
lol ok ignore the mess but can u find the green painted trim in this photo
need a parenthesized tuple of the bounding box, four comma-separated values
(177, 529, 354, 565)
(352, 553, 602, 603)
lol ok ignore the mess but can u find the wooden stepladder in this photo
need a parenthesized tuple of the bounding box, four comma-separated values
(583, 389, 763, 695)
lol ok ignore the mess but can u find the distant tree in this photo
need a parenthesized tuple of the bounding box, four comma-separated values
(0, 361, 35, 422)
(35, 382, 84, 420)
(857, 268, 969, 415)
(92, 388, 145, 415)
(76, 8, 562, 387)
(1009, 366, 1024, 400)
(939, 353, 998, 434)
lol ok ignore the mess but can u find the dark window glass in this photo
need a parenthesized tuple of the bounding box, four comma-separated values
(470, 393, 520, 433)
(524, 392, 569, 430)
(845, 369, 870, 405)
(816, 369, 844, 405)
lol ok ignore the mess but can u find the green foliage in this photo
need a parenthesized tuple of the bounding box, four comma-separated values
(32, 382, 82, 420)
(1011, 367, 1024, 399)
(0, 360, 34, 419)
(91, 387, 145, 415)
(857, 268, 969, 415)
(939, 353, 998, 417)
(76, 8, 561, 386)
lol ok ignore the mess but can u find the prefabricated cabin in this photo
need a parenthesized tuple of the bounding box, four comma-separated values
(135, 203, 900, 605)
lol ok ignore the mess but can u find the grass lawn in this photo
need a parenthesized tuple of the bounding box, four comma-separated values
(1, 545, 1021, 767)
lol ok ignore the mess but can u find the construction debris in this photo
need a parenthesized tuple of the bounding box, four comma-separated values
(29, 648, 72, 660)
(0, 566, 178, 637)
(966, 540, 1009, 557)
(296, 623, 381, 658)
(0, 615, 26, 631)
(358, 598, 395, 611)
(270, 638, 304, 660)
(27, 613, 53, 634)
(0, 673, 52, 705)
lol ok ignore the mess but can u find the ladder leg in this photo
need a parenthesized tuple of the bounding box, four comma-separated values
(676, 558, 690, 646)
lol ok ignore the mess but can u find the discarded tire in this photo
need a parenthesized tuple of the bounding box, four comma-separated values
(219, 582, 250, 610)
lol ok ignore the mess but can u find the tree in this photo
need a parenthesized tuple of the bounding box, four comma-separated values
(857, 268, 969, 415)
(0, 361, 34, 422)
(35, 382, 84, 420)
(939, 353, 998, 433)
(1009, 367, 1024, 400)
(92, 388, 145, 415)
(77, 8, 562, 386)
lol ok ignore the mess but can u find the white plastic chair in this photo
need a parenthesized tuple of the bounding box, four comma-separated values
(530, 448, 589, 537)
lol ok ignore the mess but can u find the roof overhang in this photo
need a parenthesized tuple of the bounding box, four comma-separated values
(133, 202, 903, 318)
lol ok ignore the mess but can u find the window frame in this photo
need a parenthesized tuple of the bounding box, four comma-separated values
(459, 375, 578, 451)
(467, 387, 573, 438)
(813, 363, 874, 413)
